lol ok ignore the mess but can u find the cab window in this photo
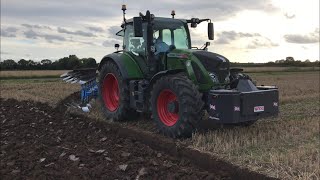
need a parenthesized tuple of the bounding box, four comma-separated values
(124, 24, 146, 55)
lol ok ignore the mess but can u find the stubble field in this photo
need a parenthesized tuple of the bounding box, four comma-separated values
(0, 70, 319, 179)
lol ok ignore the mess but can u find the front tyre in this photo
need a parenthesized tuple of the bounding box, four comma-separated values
(98, 61, 135, 121)
(150, 74, 204, 138)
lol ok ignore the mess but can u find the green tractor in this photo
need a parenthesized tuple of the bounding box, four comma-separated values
(61, 6, 279, 138)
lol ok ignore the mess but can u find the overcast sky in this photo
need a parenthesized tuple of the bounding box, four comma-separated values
(1, 0, 319, 62)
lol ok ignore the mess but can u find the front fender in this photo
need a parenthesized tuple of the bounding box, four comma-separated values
(184, 60, 213, 91)
(149, 69, 184, 86)
(184, 60, 197, 83)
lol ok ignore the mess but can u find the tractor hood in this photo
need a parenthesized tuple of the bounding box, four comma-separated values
(191, 50, 230, 71)
(167, 49, 231, 83)
(190, 50, 230, 83)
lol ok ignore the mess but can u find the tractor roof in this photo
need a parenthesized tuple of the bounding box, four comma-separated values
(124, 17, 186, 25)
(117, 17, 187, 36)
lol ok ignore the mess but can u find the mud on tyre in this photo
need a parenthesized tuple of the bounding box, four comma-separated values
(150, 74, 204, 138)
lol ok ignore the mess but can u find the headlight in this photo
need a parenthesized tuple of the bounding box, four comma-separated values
(209, 72, 219, 84)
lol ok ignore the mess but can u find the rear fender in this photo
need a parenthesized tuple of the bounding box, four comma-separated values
(98, 53, 144, 80)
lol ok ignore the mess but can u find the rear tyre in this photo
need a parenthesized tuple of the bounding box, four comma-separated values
(150, 74, 204, 138)
(98, 61, 135, 121)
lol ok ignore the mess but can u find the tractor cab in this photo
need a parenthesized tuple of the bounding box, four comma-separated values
(118, 17, 191, 56)
(116, 10, 214, 79)
(147, 18, 191, 51)
(118, 16, 212, 51)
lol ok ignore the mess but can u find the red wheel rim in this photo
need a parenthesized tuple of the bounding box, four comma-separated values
(102, 73, 119, 112)
(157, 89, 179, 126)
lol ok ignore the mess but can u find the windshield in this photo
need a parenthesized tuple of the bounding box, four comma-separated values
(153, 19, 190, 49)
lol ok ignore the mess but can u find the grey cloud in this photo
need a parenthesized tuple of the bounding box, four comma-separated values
(69, 39, 98, 46)
(215, 30, 278, 48)
(214, 38, 229, 44)
(21, 24, 33, 28)
(2, 0, 277, 24)
(81, 42, 97, 46)
(247, 38, 278, 49)
(6, 27, 18, 32)
(108, 26, 121, 35)
(188, 30, 207, 46)
(86, 26, 104, 32)
(102, 39, 121, 47)
(215, 31, 261, 44)
(21, 24, 52, 30)
(43, 34, 66, 42)
(152, 0, 278, 21)
(2, 1, 119, 19)
(284, 13, 295, 19)
(57, 27, 96, 37)
(23, 29, 66, 42)
(24, 30, 39, 39)
(284, 29, 319, 44)
(192, 39, 207, 46)
(238, 32, 261, 37)
(1, 27, 18, 37)
(1, 51, 11, 55)
(107, 26, 122, 40)
(0, 0, 284, 61)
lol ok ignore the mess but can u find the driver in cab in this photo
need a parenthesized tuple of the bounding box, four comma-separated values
(153, 30, 169, 55)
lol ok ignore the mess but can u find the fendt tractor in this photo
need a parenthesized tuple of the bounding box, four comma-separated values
(61, 5, 279, 138)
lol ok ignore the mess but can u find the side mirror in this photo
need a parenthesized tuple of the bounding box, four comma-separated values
(114, 43, 120, 50)
(208, 22, 214, 40)
(133, 17, 143, 37)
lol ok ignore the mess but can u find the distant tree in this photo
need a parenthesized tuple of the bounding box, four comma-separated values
(28, 60, 36, 66)
(285, 57, 295, 62)
(2, 54, 318, 71)
(67, 55, 80, 69)
(40, 59, 52, 70)
(1, 59, 17, 70)
(18, 59, 28, 69)
(41, 59, 52, 65)
(80, 58, 97, 68)
(55, 55, 80, 70)
(56, 57, 68, 69)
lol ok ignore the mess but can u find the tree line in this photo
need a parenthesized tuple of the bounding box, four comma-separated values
(230, 57, 319, 67)
(0, 55, 97, 70)
(0, 55, 319, 70)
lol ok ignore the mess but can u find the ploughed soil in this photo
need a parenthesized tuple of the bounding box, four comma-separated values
(0, 98, 229, 179)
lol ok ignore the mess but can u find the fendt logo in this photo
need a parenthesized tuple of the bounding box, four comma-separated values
(254, 106, 264, 112)
(210, 104, 216, 110)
